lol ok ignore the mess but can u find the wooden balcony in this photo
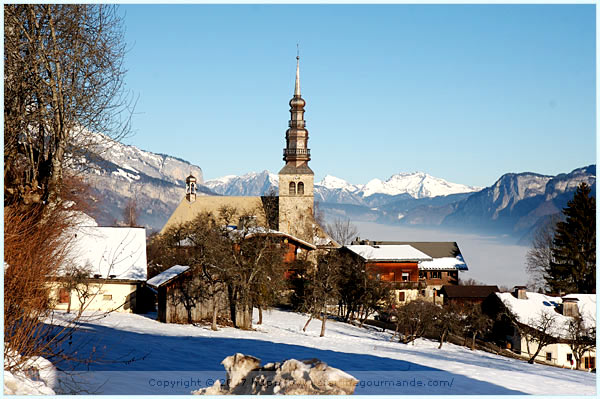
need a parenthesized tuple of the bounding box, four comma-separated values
(387, 281, 426, 290)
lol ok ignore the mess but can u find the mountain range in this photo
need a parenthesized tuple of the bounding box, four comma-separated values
(76, 133, 596, 242)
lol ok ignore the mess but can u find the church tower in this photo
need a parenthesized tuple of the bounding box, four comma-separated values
(278, 55, 315, 239)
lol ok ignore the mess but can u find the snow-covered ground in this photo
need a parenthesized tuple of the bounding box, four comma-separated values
(53, 309, 595, 395)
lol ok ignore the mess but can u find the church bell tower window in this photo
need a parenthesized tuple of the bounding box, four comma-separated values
(297, 182, 304, 195)
(289, 182, 296, 196)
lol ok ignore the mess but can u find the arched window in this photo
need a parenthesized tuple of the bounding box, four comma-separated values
(297, 182, 304, 195)
(289, 182, 296, 195)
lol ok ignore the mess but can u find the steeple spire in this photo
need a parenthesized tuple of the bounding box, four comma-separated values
(295, 45, 301, 96)
(282, 52, 310, 167)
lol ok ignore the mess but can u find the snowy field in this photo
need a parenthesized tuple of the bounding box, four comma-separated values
(54, 309, 596, 395)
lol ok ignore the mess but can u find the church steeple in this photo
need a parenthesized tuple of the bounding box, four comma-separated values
(283, 54, 311, 167)
(278, 52, 315, 239)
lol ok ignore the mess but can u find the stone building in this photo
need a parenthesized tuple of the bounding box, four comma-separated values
(161, 56, 333, 247)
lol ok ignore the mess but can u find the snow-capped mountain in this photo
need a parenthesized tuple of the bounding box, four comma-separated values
(358, 172, 481, 199)
(202, 171, 481, 205)
(73, 131, 209, 231)
(77, 130, 595, 242)
(204, 171, 278, 196)
(441, 165, 596, 238)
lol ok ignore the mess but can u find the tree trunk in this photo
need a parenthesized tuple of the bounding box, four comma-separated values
(211, 302, 218, 331)
(471, 332, 477, 350)
(67, 295, 72, 314)
(303, 315, 313, 332)
(528, 345, 545, 364)
(320, 313, 327, 337)
(258, 306, 263, 325)
(438, 330, 447, 349)
(391, 322, 400, 341)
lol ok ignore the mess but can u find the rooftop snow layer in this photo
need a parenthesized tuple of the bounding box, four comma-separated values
(418, 256, 468, 270)
(345, 245, 432, 262)
(496, 292, 596, 338)
(147, 265, 190, 288)
(66, 226, 147, 281)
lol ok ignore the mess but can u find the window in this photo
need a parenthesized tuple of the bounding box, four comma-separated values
(419, 271, 426, 279)
(584, 357, 595, 369)
(402, 272, 410, 281)
(289, 182, 296, 195)
(103, 294, 113, 301)
(567, 354, 573, 362)
(58, 288, 70, 304)
(297, 182, 304, 195)
(398, 292, 405, 302)
(430, 271, 441, 279)
(546, 352, 552, 361)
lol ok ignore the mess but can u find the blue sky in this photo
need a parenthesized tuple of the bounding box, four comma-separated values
(120, 4, 595, 186)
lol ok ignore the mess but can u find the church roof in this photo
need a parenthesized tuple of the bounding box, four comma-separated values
(160, 196, 268, 234)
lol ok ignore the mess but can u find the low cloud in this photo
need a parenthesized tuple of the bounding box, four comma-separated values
(354, 222, 529, 288)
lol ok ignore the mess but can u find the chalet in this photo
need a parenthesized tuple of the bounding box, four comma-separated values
(350, 239, 469, 288)
(343, 244, 432, 303)
(438, 285, 499, 306)
(51, 226, 151, 314)
(148, 228, 316, 324)
(483, 287, 596, 370)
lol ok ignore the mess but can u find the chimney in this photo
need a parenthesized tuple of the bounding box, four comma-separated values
(562, 297, 580, 317)
(513, 285, 527, 300)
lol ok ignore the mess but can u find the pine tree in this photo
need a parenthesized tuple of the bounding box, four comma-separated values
(546, 182, 595, 294)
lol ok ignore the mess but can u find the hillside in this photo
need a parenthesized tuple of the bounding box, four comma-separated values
(55, 309, 595, 395)
(72, 132, 209, 232)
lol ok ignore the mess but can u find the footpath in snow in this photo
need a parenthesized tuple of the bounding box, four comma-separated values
(52, 308, 596, 395)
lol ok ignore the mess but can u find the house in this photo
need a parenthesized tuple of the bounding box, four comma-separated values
(51, 225, 151, 314)
(483, 286, 596, 369)
(350, 239, 469, 288)
(160, 56, 334, 249)
(438, 285, 499, 306)
(342, 244, 432, 303)
(147, 265, 228, 324)
(148, 228, 316, 324)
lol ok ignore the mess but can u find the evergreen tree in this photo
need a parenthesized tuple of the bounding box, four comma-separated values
(546, 183, 595, 294)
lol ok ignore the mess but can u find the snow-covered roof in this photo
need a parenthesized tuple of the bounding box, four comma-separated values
(64, 226, 147, 281)
(495, 292, 596, 338)
(344, 245, 432, 262)
(147, 265, 190, 288)
(418, 256, 468, 271)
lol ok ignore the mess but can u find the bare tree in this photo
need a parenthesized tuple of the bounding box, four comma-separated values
(336, 251, 392, 327)
(521, 311, 559, 364)
(459, 278, 485, 286)
(393, 300, 439, 344)
(566, 315, 595, 369)
(526, 215, 560, 292)
(122, 197, 140, 227)
(325, 218, 358, 246)
(302, 252, 342, 337)
(463, 304, 493, 350)
(4, 4, 133, 209)
(435, 303, 463, 349)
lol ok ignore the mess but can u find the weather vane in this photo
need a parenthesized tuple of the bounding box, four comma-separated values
(296, 43, 300, 60)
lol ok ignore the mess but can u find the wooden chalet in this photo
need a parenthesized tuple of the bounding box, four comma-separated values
(438, 285, 499, 306)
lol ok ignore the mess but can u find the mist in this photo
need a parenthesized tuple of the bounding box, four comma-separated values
(353, 221, 530, 289)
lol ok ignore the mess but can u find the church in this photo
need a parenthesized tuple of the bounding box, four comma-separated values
(160, 56, 334, 248)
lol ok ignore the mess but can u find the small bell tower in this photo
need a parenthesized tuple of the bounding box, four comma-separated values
(278, 51, 315, 239)
(186, 174, 197, 202)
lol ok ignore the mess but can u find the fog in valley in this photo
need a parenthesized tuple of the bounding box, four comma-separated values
(354, 221, 530, 289)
